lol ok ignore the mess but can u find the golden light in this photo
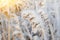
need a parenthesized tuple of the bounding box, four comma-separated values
(0, 0, 24, 19)
(0, 0, 16, 8)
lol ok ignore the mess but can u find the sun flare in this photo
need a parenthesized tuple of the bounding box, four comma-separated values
(0, 0, 24, 19)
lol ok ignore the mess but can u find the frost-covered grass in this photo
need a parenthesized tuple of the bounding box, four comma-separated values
(0, 0, 60, 40)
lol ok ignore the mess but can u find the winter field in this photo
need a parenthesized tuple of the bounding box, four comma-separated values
(0, 0, 60, 40)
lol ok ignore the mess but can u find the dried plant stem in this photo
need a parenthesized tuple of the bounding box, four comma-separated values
(2, 32, 6, 40)
(8, 25, 10, 40)
(1, 16, 6, 40)
(12, 36, 15, 40)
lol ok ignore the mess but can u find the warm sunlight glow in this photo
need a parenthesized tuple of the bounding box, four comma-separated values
(0, 0, 23, 19)
(0, 0, 16, 8)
